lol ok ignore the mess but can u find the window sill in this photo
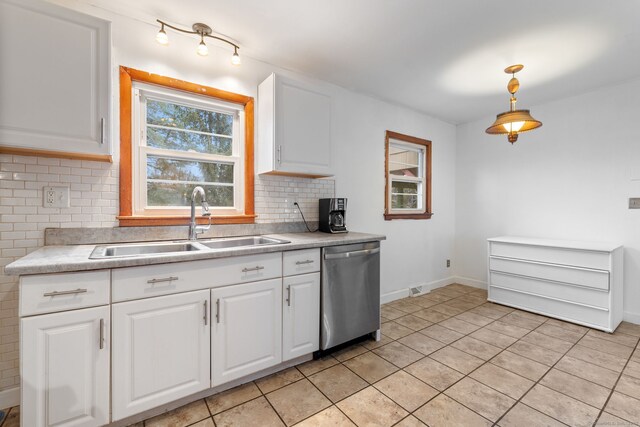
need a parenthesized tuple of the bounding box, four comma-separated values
(384, 212, 433, 221)
(117, 214, 256, 227)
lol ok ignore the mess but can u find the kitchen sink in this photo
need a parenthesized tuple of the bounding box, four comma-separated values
(90, 242, 202, 259)
(199, 236, 290, 250)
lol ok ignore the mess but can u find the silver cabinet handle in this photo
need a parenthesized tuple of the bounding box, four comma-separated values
(242, 266, 265, 273)
(99, 318, 105, 350)
(277, 145, 282, 164)
(203, 300, 208, 326)
(215, 299, 221, 323)
(295, 260, 314, 265)
(286, 285, 291, 306)
(100, 118, 105, 145)
(43, 288, 87, 297)
(147, 276, 178, 284)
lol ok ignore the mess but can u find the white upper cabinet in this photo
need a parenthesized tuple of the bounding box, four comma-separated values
(258, 73, 333, 177)
(0, 0, 111, 160)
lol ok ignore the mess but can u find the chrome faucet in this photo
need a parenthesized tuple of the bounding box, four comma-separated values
(188, 186, 211, 240)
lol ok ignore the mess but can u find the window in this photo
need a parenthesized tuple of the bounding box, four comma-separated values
(118, 67, 255, 226)
(384, 130, 432, 220)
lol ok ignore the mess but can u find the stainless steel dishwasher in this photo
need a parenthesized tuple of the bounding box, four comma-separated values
(321, 241, 380, 350)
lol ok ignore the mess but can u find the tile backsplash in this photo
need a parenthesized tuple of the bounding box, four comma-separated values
(0, 153, 334, 391)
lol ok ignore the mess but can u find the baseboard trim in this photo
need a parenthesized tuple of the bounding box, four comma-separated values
(381, 288, 410, 304)
(0, 386, 19, 410)
(623, 311, 640, 325)
(426, 277, 456, 292)
(452, 276, 487, 290)
(381, 276, 460, 304)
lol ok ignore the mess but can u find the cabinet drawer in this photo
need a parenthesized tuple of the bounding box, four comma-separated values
(20, 270, 110, 316)
(283, 249, 320, 276)
(112, 253, 282, 302)
(489, 272, 609, 309)
(490, 242, 610, 270)
(490, 257, 609, 291)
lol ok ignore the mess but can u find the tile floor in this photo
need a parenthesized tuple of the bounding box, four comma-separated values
(2, 283, 640, 427)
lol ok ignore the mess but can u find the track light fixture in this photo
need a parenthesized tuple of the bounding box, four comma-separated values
(155, 19, 241, 65)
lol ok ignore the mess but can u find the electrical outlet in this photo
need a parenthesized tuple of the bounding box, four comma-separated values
(446, 259, 451, 268)
(630, 198, 640, 209)
(43, 186, 69, 208)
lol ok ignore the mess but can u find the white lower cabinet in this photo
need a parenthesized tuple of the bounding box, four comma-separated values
(283, 273, 320, 361)
(111, 290, 210, 421)
(211, 278, 282, 386)
(21, 306, 110, 427)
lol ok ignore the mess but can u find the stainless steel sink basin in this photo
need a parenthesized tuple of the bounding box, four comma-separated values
(90, 242, 202, 259)
(199, 236, 290, 250)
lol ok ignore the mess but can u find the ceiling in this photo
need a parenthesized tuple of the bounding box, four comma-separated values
(88, 0, 640, 124)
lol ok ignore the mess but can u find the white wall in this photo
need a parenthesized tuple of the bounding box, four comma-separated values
(454, 78, 640, 321)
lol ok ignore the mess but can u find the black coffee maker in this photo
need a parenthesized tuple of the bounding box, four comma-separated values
(319, 198, 348, 233)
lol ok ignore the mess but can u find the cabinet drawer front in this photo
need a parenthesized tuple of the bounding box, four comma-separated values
(489, 286, 611, 331)
(490, 242, 610, 270)
(490, 257, 609, 291)
(283, 249, 320, 276)
(20, 270, 110, 316)
(489, 272, 609, 309)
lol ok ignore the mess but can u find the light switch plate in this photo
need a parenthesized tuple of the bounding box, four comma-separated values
(630, 198, 640, 209)
(43, 186, 69, 208)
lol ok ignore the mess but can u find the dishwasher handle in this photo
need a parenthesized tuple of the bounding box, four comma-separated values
(324, 247, 380, 260)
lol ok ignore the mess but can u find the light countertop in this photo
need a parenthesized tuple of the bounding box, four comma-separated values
(5, 232, 385, 276)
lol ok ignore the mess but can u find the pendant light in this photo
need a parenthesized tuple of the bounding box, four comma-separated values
(486, 64, 542, 144)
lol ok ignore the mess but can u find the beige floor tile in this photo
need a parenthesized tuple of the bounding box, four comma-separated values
(381, 321, 414, 340)
(445, 300, 481, 312)
(398, 332, 446, 355)
(510, 310, 548, 322)
(469, 305, 509, 320)
(540, 368, 611, 408)
(616, 375, 640, 400)
(430, 346, 484, 374)
(362, 334, 394, 350)
(470, 363, 534, 399)
(372, 341, 424, 368)
(381, 305, 405, 320)
(373, 370, 438, 412)
(500, 312, 545, 330)
(469, 327, 518, 349)
(498, 403, 565, 427)
(587, 328, 639, 348)
(431, 303, 467, 317)
(394, 415, 427, 427)
(414, 394, 492, 427)
(544, 318, 589, 334)
(445, 377, 515, 422)
(336, 386, 408, 427)
(412, 309, 452, 323)
(308, 364, 367, 403)
(404, 357, 464, 391)
(145, 399, 210, 427)
(190, 419, 215, 427)
(520, 331, 573, 353)
(256, 367, 305, 394)
(267, 379, 331, 426)
(566, 344, 628, 372)
(522, 384, 600, 427)
(293, 406, 356, 427)
(507, 341, 564, 366)
(439, 317, 481, 335)
(634, 348, 640, 363)
(390, 301, 423, 314)
(432, 287, 467, 298)
(1, 407, 19, 427)
(454, 311, 494, 327)
(625, 360, 640, 380)
(343, 351, 398, 383)
(486, 321, 530, 339)
(425, 292, 455, 303)
(535, 323, 585, 343)
(451, 336, 502, 360)
(616, 322, 640, 337)
(490, 351, 549, 381)
(604, 392, 640, 424)
(483, 302, 514, 313)
(555, 355, 619, 388)
(394, 314, 433, 331)
(412, 297, 441, 309)
(595, 411, 639, 427)
(578, 334, 634, 359)
(333, 344, 368, 362)
(297, 355, 339, 377)
(206, 382, 262, 415)
(419, 324, 465, 344)
(214, 396, 285, 427)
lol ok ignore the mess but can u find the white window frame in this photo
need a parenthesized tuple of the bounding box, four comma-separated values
(131, 82, 245, 216)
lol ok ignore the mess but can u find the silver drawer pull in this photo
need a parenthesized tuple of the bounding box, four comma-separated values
(147, 276, 178, 284)
(295, 260, 314, 265)
(242, 266, 265, 273)
(99, 318, 105, 350)
(43, 288, 88, 297)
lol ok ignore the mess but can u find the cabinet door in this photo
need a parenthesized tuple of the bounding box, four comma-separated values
(112, 290, 210, 420)
(212, 279, 282, 386)
(0, 0, 111, 158)
(21, 306, 109, 427)
(283, 273, 320, 361)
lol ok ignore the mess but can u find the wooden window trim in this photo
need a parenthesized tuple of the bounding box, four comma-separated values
(384, 130, 432, 220)
(118, 66, 255, 227)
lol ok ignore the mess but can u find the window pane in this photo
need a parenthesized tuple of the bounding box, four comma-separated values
(147, 157, 233, 184)
(392, 194, 418, 209)
(147, 182, 234, 207)
(147, 99, 233, 135)
(147, 127, 232, 156)
(390, 147, 419, 166)
(389, 163, 419, 177)
(392, 181, 418, 195)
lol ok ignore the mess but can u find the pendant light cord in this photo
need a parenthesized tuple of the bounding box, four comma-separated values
(294, 202, 317, 233)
